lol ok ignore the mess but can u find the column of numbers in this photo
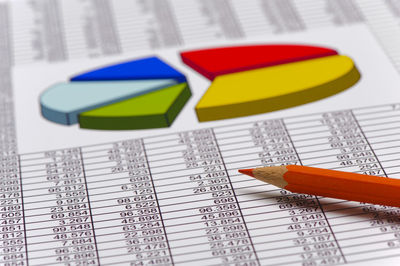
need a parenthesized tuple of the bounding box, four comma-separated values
(342, 105, 400, 262)
(82, 140, 173, 265)
(145, 129, 257, 265)
(20, 149, 98, 265)
(0, 154, 27, 265)
(285, 110, 391, 263)
(216, 119, 344, 265)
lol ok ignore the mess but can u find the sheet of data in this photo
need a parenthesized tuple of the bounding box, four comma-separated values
(3, 1, 400, 265)
(2, 103, 400, 265)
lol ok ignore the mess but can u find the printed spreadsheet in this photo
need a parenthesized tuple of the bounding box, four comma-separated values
(3, 0, 400, 265)
(3, 103, 400, 265)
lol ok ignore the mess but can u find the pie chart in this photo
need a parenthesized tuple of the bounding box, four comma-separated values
(40, 57, 191, 130)
(40, 44, 361, 130)
(181, 44, 361, 122)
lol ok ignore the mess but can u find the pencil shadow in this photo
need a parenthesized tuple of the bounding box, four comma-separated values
(239, 187, 400, 224)
(317, 197, 400, 223)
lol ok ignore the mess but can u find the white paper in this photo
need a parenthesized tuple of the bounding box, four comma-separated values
(3, 1, 400, 265)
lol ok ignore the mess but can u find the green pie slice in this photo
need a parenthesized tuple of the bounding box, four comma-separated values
(78, 83, 191, 130)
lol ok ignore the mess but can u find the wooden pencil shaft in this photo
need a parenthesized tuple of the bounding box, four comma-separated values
(284, 165, 400, 198)
(244, 165, 400, 207)
(288, 183, 400, 207)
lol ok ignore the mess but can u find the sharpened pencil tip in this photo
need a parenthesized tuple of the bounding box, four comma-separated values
(238, 168, 254, 177)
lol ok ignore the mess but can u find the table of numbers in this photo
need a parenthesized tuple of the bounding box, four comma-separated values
(3, 103, 400, 265)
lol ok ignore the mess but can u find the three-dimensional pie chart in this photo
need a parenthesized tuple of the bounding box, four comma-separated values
(40, 57, 191, 130)
(40, 44, 361, 130)
(181, 44, 361, 122)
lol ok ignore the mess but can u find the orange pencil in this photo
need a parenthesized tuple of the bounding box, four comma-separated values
(239, 165, 400, 207)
